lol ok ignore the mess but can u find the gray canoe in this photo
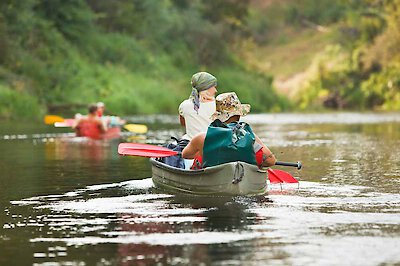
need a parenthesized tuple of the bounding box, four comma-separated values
(150, 158, 268, 196)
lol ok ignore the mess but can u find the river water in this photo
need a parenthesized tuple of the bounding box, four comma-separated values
(0, 113, 399, 265)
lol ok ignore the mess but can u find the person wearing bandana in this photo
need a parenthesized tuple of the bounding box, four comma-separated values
(178, 72, 218, 140)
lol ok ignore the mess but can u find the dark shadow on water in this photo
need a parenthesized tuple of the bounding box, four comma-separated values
(113, 194, 275, 265)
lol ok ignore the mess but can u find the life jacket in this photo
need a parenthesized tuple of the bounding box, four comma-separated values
(76, 120, 103, 139)
(202, 119, 258, 168)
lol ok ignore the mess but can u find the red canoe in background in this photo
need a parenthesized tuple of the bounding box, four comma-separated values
(45, 115, 121, 140)
(100, 127, 121, 140)
(45, 115, 147, 139)
(76, 120, 121, 140)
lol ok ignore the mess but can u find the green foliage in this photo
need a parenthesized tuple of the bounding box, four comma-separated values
(245, 6, 274, 44)
(102, 72, 182, 115)
(1, 0, 400, 120)
(81, 33, 155, 70)
(340, 4, 386, 47)
(217, 68, 290, 112)
(296, 45, 363, 109)
(361, 63, 400, 110)
(86, 0, 138, 33)
(246, 0, 346, 46)
(0, 0, 278, 121)
(35, 0, 95, 42)
(284, 0, 346, 25)
(297, 42, 400, 111)
(0, 83, 43, 120)
(86, 0, 244, 66)
(293, 0, 400, 111)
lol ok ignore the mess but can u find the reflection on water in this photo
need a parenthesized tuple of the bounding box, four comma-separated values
(0, 113, 400, 265)
(5, 180, 400, 265)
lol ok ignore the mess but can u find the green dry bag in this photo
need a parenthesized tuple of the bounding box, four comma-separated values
(202, 119, 257, 167)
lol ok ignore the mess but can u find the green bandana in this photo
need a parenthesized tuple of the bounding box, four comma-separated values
(190, 72, 217, 113)
(191, 72, 217, 92)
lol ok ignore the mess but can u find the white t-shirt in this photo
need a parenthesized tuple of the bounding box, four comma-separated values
(178, 99, 216, 140)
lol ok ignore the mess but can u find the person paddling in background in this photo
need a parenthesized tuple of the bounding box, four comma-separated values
(96, 101, 126, 128)
(96, 102, 105, 117)
(182, 92, 276, 169)
(179, 72, 218, 140)
(74, 104, 107, 139)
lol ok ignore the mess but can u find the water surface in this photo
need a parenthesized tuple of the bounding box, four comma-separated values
(1, 113, 399, 265)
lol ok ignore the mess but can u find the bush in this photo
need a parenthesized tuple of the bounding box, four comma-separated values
(216, 67, 289, 112)
(361, 63, 400, 110)
(0, 84, 43, 120)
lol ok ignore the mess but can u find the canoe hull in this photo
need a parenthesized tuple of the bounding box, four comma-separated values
(150, 158, 268, 196)
(77, 126, 121, 140)
(101, 127, 121, 140)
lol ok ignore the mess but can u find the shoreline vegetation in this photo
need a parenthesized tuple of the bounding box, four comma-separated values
(0, 0, 399, 120)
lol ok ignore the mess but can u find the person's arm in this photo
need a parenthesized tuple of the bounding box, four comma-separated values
(178, 101, 186, 128)
(72, 118, 80, 129)
(97, 118, 107, 132)
(182, 133, 205, 159)
(72, 113, 82, 129)
(254, 134, 276, 167)
(179, 115, 186, 127)
(73, 120, 81, 135)
(119, 117, 126, 125)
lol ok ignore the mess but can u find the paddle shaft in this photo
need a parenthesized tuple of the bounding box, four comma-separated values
(275, 161, 302, 170)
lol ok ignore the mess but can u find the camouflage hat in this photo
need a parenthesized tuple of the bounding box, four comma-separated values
(211, 92, 251, 122)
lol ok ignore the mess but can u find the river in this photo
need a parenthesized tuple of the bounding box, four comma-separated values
(0, 112, 399, 265)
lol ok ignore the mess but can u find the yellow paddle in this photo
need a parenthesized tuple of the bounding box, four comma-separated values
(123, 124, 148, 134)
(44, 115, 65, 124)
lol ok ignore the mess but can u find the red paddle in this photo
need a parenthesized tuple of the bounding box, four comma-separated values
(118, 143, 178, 157)
(118, 143, 300, 184)
(267, 168, 298, 184)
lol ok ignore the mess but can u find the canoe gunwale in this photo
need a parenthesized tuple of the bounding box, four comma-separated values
(150, 158, 268, 196)
(150, 158, 267, 175)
